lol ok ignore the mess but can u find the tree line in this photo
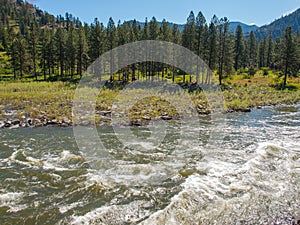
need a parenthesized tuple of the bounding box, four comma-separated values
(0, 0, 299, 86)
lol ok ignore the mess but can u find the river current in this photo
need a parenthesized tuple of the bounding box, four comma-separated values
(0, 105, 299, 224)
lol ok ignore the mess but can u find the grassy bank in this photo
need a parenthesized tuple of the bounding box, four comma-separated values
(0, 71, 299, 127)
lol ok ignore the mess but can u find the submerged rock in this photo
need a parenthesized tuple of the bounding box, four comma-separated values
(4, 121, 12, 127)
(239, 108, 251, 113)
(276, 106, 298, 113)
(11, 119, 20, 125)
(161, 115, 172, 120)
(9, 124, 20, 129)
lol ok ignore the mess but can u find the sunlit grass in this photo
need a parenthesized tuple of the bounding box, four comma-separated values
(0, 70, 299, 126)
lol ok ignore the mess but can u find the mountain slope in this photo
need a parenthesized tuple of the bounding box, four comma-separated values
(255, 8, 300, 39)
(229, 22, 258, 34)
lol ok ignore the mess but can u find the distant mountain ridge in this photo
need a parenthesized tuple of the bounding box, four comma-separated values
(128, 20, 258, 34)
(229, 22, 258, 34)
(255, 8, 300, 39)
(2, 0, 300, 40)
(128, 8, 300, 39)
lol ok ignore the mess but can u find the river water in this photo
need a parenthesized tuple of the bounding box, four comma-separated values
(0, 105, 299, 225)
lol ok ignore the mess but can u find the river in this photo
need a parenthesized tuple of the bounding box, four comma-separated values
(0, 105, 299, 225)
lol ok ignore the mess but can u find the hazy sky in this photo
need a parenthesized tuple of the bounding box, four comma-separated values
(31, 0, 300, 26)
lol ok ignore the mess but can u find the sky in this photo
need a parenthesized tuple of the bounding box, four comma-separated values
(30, 0, 300, 27)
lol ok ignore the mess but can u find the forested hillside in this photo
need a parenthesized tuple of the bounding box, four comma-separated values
(255, 8, 300, 40)
(0, 0, 299, 86)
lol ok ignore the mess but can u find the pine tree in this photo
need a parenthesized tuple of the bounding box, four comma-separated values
(182, 11, 196, 51)
(142, 18, 149, 78)
(107, 17, 116, 81)
(149, 17, 160, 78)
(16, 34, 28, 78)
(281, 26, 297, 87)
(132, 19, 141, 41)
(208, 20, 217, 71)
(171, 24, 181, 83)
(40, 29, 50, 80)
(66, 26, 77, 78)
(77, 23, 89, 77)
(294, 32, 300, 73)
(47, 30, 55, 76)
(89, 18, 105, 62)
(182, 11, 196, 82)
(224, 32, 234, 76)
(266, 35, 274, 68)
(160, 19, 172, 41)
(9, 37, 19, 79)
(149, 17, 160, 40)
(217, 17, 231, 85)
(258, 38, 267, 68)
(234, 25, 244, 71)
(195, 11, 206, 58)
(248, 31, 258, 70)
(29, 22, 39, 80)
(0, 22, 8, 50)
(159, 19, 172, 80)
(55, 27, 67, 77)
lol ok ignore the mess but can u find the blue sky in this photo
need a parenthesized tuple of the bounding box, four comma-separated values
(30, 0, 300, 26)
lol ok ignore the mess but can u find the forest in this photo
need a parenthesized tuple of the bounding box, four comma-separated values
(0, 0, 299, 87)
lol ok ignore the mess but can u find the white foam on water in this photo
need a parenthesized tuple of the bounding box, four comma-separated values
(42, 161, 72, 171)
(0, 191, 30, 213)
(141, 140, 299, 224)
(0, 191, 25, 205)
(60, 150, 83, 162)
(41, 150, 84, 171)
(68, 200, 152, 225)
(59, 201, 85, 214)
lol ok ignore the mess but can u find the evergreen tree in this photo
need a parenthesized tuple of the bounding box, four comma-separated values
(149, 17, 160, 40)
(77, 23, 89, 77)
(258, 38, 267, 68)
(149, 17, 160, 78)
(0, 22, 8, 49)
(281, 26, 297, 87)
(171, 24, 181, 82)
(40, 29, 50, 80)
(160, 19, 172, 41)
(217, 17, 231, 85)
(29, 22, 39, 80)
(66, 26, 77, 78)
(182, 11, 196, 51)
(266, 35, 274, 68)
(131, 19, 141, 41)
(55, 27, 67, 77)
(89, 18, 105, 62)
(208, 20, 217, 71)
(142, 18, 149, 78)
(294, 32, 300, 73)
(16, 34, 28, 78)
(248, 31, 258, 69)
(107, 17, 116, 81)
(9, 37, 19, 79)
(159, 19, 172, 80)
(234, 25, 244, 70)
(182, 11, 196, 82)
(195, 11, 206, 59)
(195, 12, 207, 83)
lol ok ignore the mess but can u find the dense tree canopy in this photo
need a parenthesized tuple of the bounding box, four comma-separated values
(0, 0, 299, 86)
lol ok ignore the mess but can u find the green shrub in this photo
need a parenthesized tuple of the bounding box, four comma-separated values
(261, 67, 269, 76)
(249, 67, 256, 76)
(243, 73, 251, 79)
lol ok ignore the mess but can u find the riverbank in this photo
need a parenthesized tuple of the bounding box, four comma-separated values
(0, 74, 300, 128)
